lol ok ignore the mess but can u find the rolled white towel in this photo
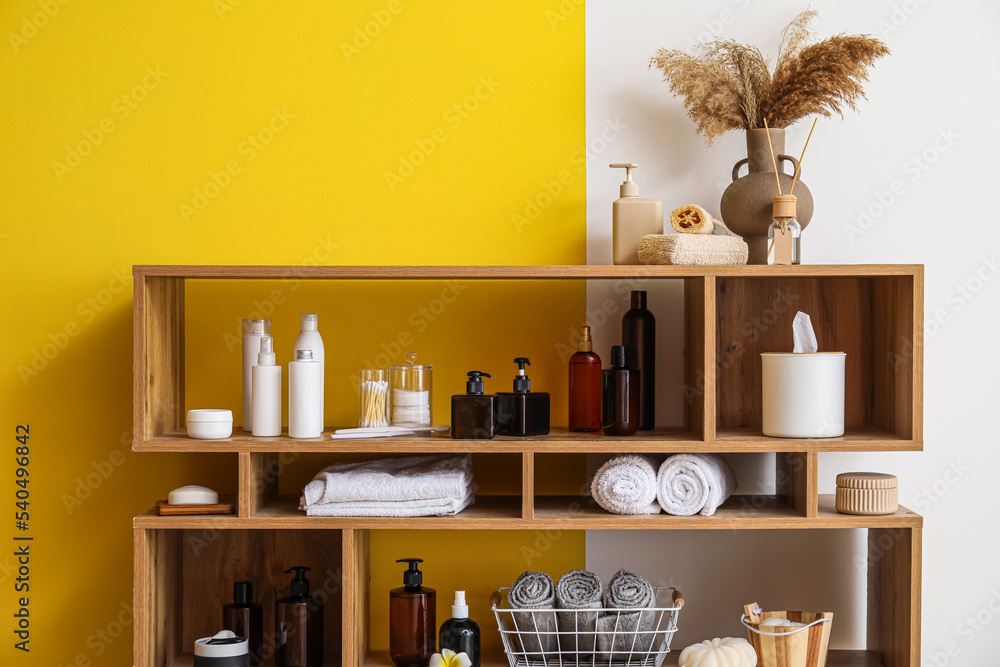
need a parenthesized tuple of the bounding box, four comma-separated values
(591, 455, 661, 515)
(656, 454, 736, 517)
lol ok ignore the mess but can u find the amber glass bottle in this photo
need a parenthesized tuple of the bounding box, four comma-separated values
(223, 581, 264, 667)
(390, 559, 436, 667)
(569, 326, 602, 432)
(275, 567, 324, 667)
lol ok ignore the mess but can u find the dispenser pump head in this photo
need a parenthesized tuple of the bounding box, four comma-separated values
(611, 345, 628, 369)
(285, 567, 311, 597)
(513, 357, 531, 393)
(258, 336, 275, 365)
(578, 325, 593, 352)
(610, 163, 639, 197)
(396, 558, 424, 590)
(465, 371, 490, 395)
(451, 591, 469, 619)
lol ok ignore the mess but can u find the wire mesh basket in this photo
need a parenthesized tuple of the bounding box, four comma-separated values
(491, 587, 684, 667)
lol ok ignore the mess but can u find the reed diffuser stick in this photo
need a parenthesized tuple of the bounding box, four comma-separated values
(790, 118, 818, 195)
(763, 118, 782, 195)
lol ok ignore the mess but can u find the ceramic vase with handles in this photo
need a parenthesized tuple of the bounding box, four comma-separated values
(720, 129, 813, 264)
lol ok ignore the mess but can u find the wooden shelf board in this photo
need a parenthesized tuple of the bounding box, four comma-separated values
(362, 649, 881, 667)
(170, 654, 341, 667)
(133, 264, 922, 280)
(134, 426, 920, 453)
(715, 426, 922, 452)
(133, 495, 921, 531)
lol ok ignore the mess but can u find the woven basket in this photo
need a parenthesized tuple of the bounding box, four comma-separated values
(741, 603, 833, 667)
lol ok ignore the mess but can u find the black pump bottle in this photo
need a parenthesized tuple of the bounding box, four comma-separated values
(496, 357, 550, 436)
(602, 345, 640, 436)
(451, 371, 496, 439)
(275, 566, 324, 667)
(223, 581, 264, 667)
(622, 290, 655, 430)
(390, 558, 436, 667)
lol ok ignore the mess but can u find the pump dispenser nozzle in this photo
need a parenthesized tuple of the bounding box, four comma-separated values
(610, 163, 640, 197)
(451, 591, 469, 619)
(258, 335, 275, 365)
(578, 326, 593, 352)
(396, 558, 424, 590)
(465, 371, 490, 395)
(513, 358, 531, 394)
(285, 566, 311, 597)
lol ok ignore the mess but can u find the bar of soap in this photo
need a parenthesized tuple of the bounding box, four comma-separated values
(168, 485, 219, 505)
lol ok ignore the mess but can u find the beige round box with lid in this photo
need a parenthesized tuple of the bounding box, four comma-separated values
(835, 472, 898, 515)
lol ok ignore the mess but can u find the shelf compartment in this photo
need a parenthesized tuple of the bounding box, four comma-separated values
(362, 650, 879, 667)
(134, 527, 343, 667)
(715, 274, 922, 444)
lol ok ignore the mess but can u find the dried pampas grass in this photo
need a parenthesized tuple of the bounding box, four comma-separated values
(649, 10, 888, 144)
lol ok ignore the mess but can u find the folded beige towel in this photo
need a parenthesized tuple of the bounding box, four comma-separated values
(638, 234, 748, 266)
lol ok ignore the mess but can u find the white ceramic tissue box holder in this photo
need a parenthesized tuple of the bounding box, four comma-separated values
(761, 353, 845, 438)
(186, 409, 233, 439)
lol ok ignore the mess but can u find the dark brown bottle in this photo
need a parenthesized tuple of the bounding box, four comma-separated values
(275, 567, 324, 667)
(602, 345, 640, 436)
(622, 290, 655, 430)
(569, 326, 602, 432)
(451, 372, 496, 439)
(390, 559, 436, 667)
(223, 581, 264, 667)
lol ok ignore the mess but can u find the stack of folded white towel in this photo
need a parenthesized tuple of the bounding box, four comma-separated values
(299, 453, 477, 517)
(591, 453, 736, 517)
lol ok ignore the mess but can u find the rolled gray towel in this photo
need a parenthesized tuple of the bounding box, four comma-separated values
(508, 571, 557, 658)
(597, 569, 658, 656)
(556, 569, 603, 659)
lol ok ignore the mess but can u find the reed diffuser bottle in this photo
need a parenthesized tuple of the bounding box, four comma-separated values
(767, 194, 801, 265)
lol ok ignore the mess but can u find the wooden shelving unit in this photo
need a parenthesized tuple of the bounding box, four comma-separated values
(132, 264, 923, 667)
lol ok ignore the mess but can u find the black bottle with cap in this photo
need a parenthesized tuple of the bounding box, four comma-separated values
(602, 345, 640, 436)
(621, 290, 655, 430)
(451, 371, 496, 439)
(390, 558, 436, 667)
(496, 357, 550, 436)
(275, 567, 324, 667)
(223, 581, 263, 667)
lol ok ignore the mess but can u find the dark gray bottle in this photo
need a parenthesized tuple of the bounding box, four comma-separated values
(439, 591, 480, 667)
(621, 290, 655, 430)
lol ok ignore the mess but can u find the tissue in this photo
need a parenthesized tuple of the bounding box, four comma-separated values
(792, 311, 818, 353)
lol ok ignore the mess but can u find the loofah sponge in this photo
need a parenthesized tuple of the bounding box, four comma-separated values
(670, 204, 716, 234)
(638, 234, 748, 266)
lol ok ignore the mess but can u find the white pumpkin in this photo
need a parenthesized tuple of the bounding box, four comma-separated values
(679, 637, 757, 667)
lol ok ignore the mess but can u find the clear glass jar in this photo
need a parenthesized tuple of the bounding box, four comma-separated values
(358, 369, 388, 428)
(389, 352, 433, 427)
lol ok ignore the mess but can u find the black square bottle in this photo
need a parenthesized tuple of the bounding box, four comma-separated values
(451, 371, 496, 439)
(621, 290, 655, 430)
(496, 358, 550, 436)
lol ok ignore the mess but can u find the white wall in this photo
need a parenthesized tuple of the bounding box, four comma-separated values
(585, 0, 1000, 661)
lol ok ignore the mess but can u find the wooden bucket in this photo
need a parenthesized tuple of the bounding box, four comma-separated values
(742, 602, 833, 667)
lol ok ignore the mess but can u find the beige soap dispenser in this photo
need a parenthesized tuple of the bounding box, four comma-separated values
(610, 163, 663, 265)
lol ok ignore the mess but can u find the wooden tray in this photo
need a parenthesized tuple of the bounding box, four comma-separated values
(155, 499, 236, 516)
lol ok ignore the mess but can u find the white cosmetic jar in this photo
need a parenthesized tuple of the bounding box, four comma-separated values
(762, 352, 846, 438)
(186, 409, 234, 439)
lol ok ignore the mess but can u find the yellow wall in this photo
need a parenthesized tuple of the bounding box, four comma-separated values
(1, 1, 584, 664)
